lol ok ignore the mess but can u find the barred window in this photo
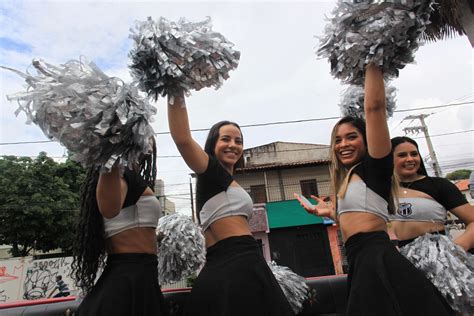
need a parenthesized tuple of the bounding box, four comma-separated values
(300, 179, 318, 197)
(250, 184, 267, 203)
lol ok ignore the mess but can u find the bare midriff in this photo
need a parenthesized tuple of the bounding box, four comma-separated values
(106, 227, 157, 254)
(390, 221, 445, 241)
(204, 215, 252, 248)
(339, 212, 387, 242)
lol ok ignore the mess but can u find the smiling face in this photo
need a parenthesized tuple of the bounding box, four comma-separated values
(333, 122, 366, 167)
(393, 141, 422, 181)
(214, 124, 243, 173)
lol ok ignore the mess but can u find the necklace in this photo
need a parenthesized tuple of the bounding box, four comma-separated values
(402, 182, 413, 194)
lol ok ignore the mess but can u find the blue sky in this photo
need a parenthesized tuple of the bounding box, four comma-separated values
(1, 0, 473, 214)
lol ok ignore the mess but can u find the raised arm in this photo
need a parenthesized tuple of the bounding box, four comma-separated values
(167, 93, 209, 174)
(96, 166, 126, 219)
(364, 64, 391, 158)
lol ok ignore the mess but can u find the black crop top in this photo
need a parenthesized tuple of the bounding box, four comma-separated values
(352, 153, 393, 204)
(399, 176, 467, 211)
(122, 169, 149, 208)
(337, 153, 393, 221)
(196, 156, 234, 223)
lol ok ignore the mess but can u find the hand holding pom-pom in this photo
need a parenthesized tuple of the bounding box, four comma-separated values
(317, 0, 434, 84)
(1, 59, 156, 171)
(157, 213, 206, 284)
(129, 16, 240, 100)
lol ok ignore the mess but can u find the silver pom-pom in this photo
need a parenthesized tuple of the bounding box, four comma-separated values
(400, 233, 474, 313)
(340, 83, 396, 118)
(268, 261, 310, 314)
(1, 59, 156, 170)
(157, 213, 206, 284)
(317, 0, 433, 84)
(129, 16, 240, 99)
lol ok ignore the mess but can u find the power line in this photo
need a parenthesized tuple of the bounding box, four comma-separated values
(411, 129, 474, 139)
(2, 102, 472, 146)
(393, 101, 473, 113)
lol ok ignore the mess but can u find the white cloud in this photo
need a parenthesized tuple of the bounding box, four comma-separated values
(1, 1, 473, 211)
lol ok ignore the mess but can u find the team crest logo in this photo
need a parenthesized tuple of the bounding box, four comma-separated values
(397, 203, 413, 217)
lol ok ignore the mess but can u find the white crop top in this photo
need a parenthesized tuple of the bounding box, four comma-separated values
(104, 195, 162, 238)
(337, 180, 389, 222)
(199, 186, 254, 232)
(390, 197, 447, 223)
(196, 156, 254, 231)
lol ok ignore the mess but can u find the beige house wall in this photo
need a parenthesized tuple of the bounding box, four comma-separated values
(235, 164, 332, 202)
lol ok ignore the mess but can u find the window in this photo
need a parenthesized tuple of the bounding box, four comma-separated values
(250, 185, 267, 203)
(300, 179, 318, 197)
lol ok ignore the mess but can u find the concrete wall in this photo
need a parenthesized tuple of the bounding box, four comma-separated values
(243, 142, 330, 167)
(235, 164, 332, 203)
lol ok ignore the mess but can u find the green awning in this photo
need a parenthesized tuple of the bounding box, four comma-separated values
(266, 199, 324, 229)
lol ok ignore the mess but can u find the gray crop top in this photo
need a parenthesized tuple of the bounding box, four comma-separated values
(337, 180, 389, 222)
(103, 169, 161, 238)
(104, 195, 162, 238)
(200, 186, 254, 231)
(390, 197, 446, 223)
(337, 153, 393, 222)
(196, 156, 254, 231)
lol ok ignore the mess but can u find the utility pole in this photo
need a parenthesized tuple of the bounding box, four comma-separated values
(403, 114, 442, 177)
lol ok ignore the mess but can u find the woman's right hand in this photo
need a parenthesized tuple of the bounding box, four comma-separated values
(296, 194, 336, 220)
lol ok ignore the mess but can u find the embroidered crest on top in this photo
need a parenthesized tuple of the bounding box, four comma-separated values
(398, 202, 413, 217)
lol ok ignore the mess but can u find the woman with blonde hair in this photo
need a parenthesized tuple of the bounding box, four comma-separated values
(298, 64, 452, 315)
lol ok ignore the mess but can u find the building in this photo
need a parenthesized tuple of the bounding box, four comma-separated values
(234, 141, 345, 277)
(454, 179, 474, 205)
(155, 179, 176, 216)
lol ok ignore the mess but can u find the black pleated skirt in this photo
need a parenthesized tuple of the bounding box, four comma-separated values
(76, 253, 168, 316)
(185, 235, 294, 316)
(344, 231, 453, 316)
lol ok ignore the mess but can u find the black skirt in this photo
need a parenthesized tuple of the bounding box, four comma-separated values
(344, 231, 453, 316)
(76, 253, 168, 316)
(185, 235, 294, 316)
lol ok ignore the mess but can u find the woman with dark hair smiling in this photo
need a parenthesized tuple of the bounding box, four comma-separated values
(167, 91, 293, 316)
(389, 136, 474, 312)
(390, 136, 474, 251)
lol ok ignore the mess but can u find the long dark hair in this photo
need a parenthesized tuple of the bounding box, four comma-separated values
(204, 120, 244, 171)
(71, 140, 157, 294)
(391, 136, 428, 176)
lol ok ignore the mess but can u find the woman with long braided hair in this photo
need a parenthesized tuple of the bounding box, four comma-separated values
(71, 138, 168, 316)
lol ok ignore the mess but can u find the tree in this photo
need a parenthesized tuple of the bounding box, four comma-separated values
(446, 169, 472, 181)
(0, 153, 85, 257)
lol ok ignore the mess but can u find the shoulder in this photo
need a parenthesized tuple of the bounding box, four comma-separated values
(196, 156, 233, 191)
(198, 156, 232, 180)
(425, 176, 457, 190)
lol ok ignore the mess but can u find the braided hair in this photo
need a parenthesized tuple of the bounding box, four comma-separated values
(71, 140, 157, 293)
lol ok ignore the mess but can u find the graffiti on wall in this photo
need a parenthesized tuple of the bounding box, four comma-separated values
(0, 289, 7, 303)
(23, 257, 74, 300)
(0, 258, 29, 303)
(0, 256, 76, 302)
